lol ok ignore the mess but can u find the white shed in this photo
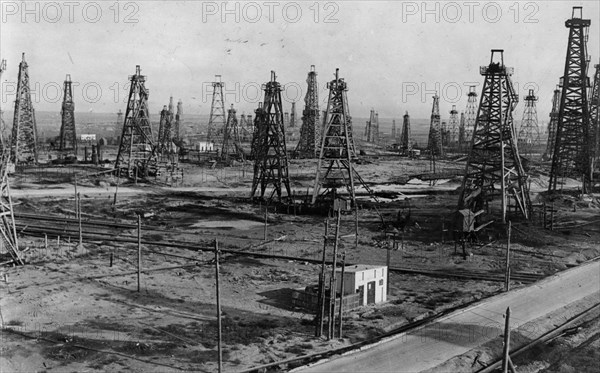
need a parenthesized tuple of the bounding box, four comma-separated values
(335, 264, 387, 306)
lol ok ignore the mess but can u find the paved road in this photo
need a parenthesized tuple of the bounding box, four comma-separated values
(296, 260, 600, 373)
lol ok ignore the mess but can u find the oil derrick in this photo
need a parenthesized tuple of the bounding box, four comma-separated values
(543, 87, 561, 161)
(517, 89, 540, 157)
(207, 75, 226, 145)
(250, 72, 291, 202)
(464, 86, 478, 146)
(157, 97, 174, 154)
(295, 65, 320, 158)
(0, 149, 23, 265)
(400, 111, 411, 154)
(427, 94, 443, 157)
(174, 99, 183, 142)
(458, 112, 466, 152)
(221, 104, 243, 163)
(448, 105, 459, 147)
(365, 109, 379, 143)
(10, 53, 38, 165)
(589, 62, 599, 169)
(290, 102, 297, 128)
(250, 102, 263, 159)
(549, 7, 592, 193)
(0, 59, 6, 153)
(391, 119, 397, 140)
(58, 74, 77, 156)
(115, 65, 156, 179)
(459, 49, 531, 222)
(114, 109, 123, 142)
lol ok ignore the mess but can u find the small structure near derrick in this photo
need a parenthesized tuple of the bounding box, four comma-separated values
(336, 264, 387, 306)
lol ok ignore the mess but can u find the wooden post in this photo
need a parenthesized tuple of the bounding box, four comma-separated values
(386, 246, 391, 295)
(44, 234, 48, 251)
(109, 252, 113, 267)
(77, 193, 83, 246)
(215, 240, 223, 373)
(137, 215, 141, 293)
(113, 169, 120, 206)
(57, 235, 60, 249)
(502, 307, 511, 373)
(550, 201, 555, 231)
(263, 204, 268, 241)
(337, 251, 346, 339)
(328, 209, 341, 339)
(74, 175, 78, 219)
(316, 219, 329, 337)
(505, 221, 511, 292)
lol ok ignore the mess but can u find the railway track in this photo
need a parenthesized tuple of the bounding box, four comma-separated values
(14, 213, 544, 284)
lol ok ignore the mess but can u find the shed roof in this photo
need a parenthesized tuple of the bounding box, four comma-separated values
(335, 264, 387, 273)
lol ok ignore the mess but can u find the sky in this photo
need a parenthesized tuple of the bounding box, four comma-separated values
(1, 0, 599, 122)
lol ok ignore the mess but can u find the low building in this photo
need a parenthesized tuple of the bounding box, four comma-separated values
(336, 264, 387, 306)
(196, 141, 214, 152)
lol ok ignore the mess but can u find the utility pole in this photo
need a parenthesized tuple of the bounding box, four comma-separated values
(77, 193, 82, 247)
(316, 219, 329, 337)
(215, 240, 223, 373)
(337, 251, 346, 339)
(328, 210, 341, 339)
(137, 214, 141, 292)
(505, 221, 511, 292)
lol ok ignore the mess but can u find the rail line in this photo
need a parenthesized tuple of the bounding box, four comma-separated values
(14, 218, 543, 284)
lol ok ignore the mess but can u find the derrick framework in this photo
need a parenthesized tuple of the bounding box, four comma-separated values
(458, 49, 531, 223)
(11, 53, 38, 165)
(250, 72, 291, 202)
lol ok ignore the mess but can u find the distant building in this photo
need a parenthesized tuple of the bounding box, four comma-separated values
(336, 264, 387, 306)
(196, 141, 214, 152)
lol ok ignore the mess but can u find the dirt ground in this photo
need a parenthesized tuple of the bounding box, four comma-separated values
(1, 156, 599, 372)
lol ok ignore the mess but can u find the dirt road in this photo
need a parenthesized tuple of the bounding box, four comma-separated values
(296, 260, 600, 373)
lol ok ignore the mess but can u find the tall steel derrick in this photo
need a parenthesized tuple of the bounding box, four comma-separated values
(157, 97, 174, 154)
(115, 65, 156, 178)
(250, 102, 263, 160)
(59, 74, 77, 155)
(448, 105, 459, 147)
(589, 62, 599, 170)
(464, 86, 478, 147)
(11, 53, 38, 165)
(458, 49, 531, 223)
(364, 109, 379, 143)
(207, 75, 226, 145)
(549, 7, 592, 193)
(295, 65, 320, 158)
(399, 111, 411, 153)
(221, 104, 244, 163)
(174, 99, 183, 142)
(517, 89, 540, 157)
(250, 72, 291, 202)
(458, 112, 466, 152)
(0, 149, 22, 265)
(290, 102, 297, 128)
(0, 59, 6, 153)
(115, 109, 124, 142)
(543, 87, 561, 161)
(0, 58, 21, 265)
(427, 94, 443, 157)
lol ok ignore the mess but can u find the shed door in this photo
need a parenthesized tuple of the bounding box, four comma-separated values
(367, 281, 376, 304)
(357, 285, 365, 306)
